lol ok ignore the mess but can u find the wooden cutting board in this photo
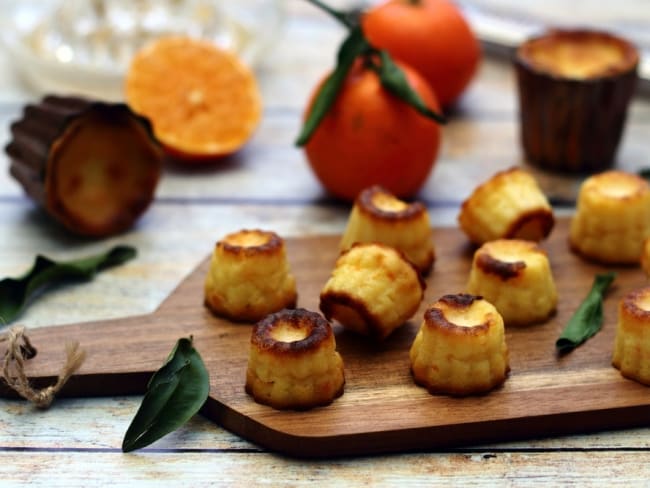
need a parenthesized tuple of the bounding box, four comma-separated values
(3, 218, 650, 458)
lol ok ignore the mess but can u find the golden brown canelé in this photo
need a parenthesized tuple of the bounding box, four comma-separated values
(245, 308, 345, 410)
(410, 294, 510, 396)
(320, 242, 425, 340)
(340, 185, 435, 275)
(458, 167, 554, 245)
(518, 30, 637, 79)
(515, 29, 638, 173)
(612, 287, 650, 385)
(204, 229, 297, 322)
(5, 95, 162, 237)
(467, 239, 558, 326)
(569, 171, 650, 264)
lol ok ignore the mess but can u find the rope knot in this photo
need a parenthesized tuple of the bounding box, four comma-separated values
(1, 326, 86, 409)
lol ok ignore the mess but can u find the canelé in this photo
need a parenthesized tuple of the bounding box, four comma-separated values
(569, 171, 650, 264)
(204, 229, 297, 322)
(612, 287, 650, 386)
(467, 239, 557, 326)
(515, 29, 638, 172)
(458, 167, 554, 245)
(410, 294, 510, 396)
(5, 95, 162, 237)
(340, 186, 434, 275)
(320, 242, 424, 340)
(245, 308, 345, 410)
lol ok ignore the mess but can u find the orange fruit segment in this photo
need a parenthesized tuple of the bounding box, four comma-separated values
(125, 36, 262, 160)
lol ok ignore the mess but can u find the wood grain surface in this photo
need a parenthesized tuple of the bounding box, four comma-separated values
(2, 1, 650, 484)
(4, 218, 649, 458)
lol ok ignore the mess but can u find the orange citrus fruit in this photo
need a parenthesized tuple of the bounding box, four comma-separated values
(361, 0, 481, 108)
(304, 60, 441, 202)
(125, 36, 262, 161)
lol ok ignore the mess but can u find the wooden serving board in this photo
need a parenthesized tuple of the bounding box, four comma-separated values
(3, 218, 650, 458)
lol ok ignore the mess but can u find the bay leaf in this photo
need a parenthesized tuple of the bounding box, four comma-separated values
(295, 25, 370, 146)
(556, 272, 617, 354)
(376, 50, 446, 124)
(122, 337, 209, 452)
(0, 245, 136, 325)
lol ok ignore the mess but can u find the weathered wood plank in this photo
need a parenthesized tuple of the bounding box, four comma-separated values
(4, 395, 650, 451)
(1, 0, 650, 483)
(2, 450, 650, 486)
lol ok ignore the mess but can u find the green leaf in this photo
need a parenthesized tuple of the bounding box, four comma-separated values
(295, 25, 370, 146)
(122, 337, 209, 452)
(0, 245, 136, 325)
(376, 50, 446, 124)
(555, 272, 617, 354)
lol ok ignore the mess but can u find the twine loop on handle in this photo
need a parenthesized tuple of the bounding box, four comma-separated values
(0, 325, 85, 409)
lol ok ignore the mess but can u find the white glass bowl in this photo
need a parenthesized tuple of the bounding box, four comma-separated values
(2, 0, 284, 101)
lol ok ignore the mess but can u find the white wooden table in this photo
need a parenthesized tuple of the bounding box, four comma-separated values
(2, 1, 650, 485)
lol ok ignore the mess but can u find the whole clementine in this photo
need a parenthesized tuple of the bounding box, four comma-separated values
(304, 59, 441, 202)
(361, 0, 480, 107)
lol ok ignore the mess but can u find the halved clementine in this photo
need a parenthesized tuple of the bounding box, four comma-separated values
(125, 36, 262, 161)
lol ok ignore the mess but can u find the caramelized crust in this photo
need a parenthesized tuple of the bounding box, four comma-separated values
(467, 239, 558, 326)
(517, 29, 639, 80)
(320, 242, 425, 340)
(619, 289, 650, 322)
(425, 297, 491, 337)
(220, 229, 283, 257)
(475, 253, 526, 280)
(251, 308, 333, 355)
(410, 293, 510, 396)
(458, 167, 554, 246)
(612, 287, 650, 385)
(505, 209, 556, 242)
(245, 308, 345, 410)
(357, 185, 427, 221)
(570, 171, 650, 264)
(340, 186, 435, 274)
(6, 95, 162, 237)
(438, 293, 479, 308)
(204, 229, 297, 322)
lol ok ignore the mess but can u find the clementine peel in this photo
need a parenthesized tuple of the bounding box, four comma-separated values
(304, 60, 441, 201)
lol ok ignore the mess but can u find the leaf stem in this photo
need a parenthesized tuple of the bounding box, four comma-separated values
(302, 0, 354, 28)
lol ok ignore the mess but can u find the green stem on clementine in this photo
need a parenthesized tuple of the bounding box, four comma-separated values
(296, 0, 446, 146)
(303, 0, 356, 28)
